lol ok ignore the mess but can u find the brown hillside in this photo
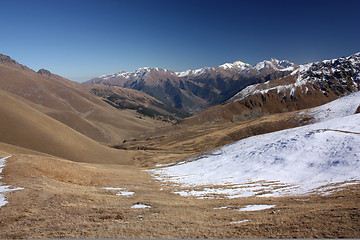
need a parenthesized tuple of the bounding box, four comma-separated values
(0, 89, 133, 164)
(116, 110, 308, 167)
(0, 63, 164, 145)
(180, 79, 356, 126)
(86, 84, 191, 121)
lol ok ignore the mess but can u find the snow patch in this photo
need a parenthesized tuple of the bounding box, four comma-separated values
(131, 204, 151, 209)
(102, 187, 125, 191)
(0, 156, 23, 208)
(237, 205, 276, 211)
(214, 206, 230, 210)
(230, 219, 250, 224)
(102, 187, 134, 197)
(116, 191, 135, 196)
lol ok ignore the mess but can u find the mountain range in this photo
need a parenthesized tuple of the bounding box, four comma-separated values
(0, 51, 359, 238)
(180, 52, 360, 125)
(85, 58, 297, 114)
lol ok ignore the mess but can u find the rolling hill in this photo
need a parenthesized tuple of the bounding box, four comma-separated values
(0, 54, 166, 146)
(0, 88, 132, 164)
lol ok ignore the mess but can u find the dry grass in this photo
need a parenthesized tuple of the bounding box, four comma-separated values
(0, 154, 359, 239)
(119, 110, 306, 167)
(0, 64, 165, 146)
(0, 62, 359, 238)
(0, 88, 138, 164)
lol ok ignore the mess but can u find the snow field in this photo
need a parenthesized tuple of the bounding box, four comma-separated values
(298, 91, 360, 122)
(149, 93, 360, 198)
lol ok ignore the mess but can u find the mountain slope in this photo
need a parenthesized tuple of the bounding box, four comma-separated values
(150, 93, 360, 198)
(0, 55, 164, 145)
(181, 53, 359, 125)
(88, 84, 190, 121)
(85, 58, 296, 114)
(0, 89, 132, 164)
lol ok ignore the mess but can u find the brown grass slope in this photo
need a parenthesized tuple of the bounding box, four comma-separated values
(0, 62, 163, 145)
(86, 84, 190, 121)
(0, 89, 132, 164)
(117, 110, 307, 167)
(1, 152, 359, 238)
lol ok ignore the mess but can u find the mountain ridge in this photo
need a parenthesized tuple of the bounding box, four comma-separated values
(180, 52, 360, 125)
(0, 54, 169, 149)
(85, 58, 297, 114)
(89, 57, 296, 81)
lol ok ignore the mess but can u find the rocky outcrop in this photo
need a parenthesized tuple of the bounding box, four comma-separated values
(356, 105, 360, 114)
(0, 54, 33, 72)
(37, 69, 52, 77)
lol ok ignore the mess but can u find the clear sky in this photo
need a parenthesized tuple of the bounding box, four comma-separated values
(1, 0, 359, 82)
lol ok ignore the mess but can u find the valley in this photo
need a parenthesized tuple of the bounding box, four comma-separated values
(0, 53, 359, 238)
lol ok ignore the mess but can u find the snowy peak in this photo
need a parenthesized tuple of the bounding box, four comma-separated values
(232, 52, 360, 102)
(176, 67, 214, 78)
(278, 59, 295, 69)
(254, 58, 295, 73)
(86, 56, 297, 114)
(99, 71, 131, 80)
(219, 60, 253, 71)
(99, 67, 176, 80)
(96, 57, 295, 81)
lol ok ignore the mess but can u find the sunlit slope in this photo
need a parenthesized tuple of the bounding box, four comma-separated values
(150, 93, 360, 198)
(0, 62, 162, 145)
(0, 89, 132, 164)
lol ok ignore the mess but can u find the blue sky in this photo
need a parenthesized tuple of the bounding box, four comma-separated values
(1, 0, 359, 82)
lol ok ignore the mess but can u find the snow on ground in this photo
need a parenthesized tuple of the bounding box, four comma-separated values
(298, 91, 360, 122)
(131, 204, 151, 209)
(102, 187, 124, 191)
(149, 102, 360, 198)
(101, 187, 135, 196)
(230, 219, 250, 224)
(116, 191, 134, 196)
(237, 205, 276, 212)
(0, 156, 23, 208)
(214, 206, 231, 210)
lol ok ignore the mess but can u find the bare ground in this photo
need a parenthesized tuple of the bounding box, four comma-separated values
(0, 154, 359, 239)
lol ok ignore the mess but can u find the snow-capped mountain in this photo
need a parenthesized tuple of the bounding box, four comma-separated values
(179, 52, 360, 125)
(175, 61, 255, 78)
(85, 58, 296, 114)
(254, 58, 296, 73)
(149, 92, 360, 198)
(232, 52, 360, 102)
(99, 67, 176, 82)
